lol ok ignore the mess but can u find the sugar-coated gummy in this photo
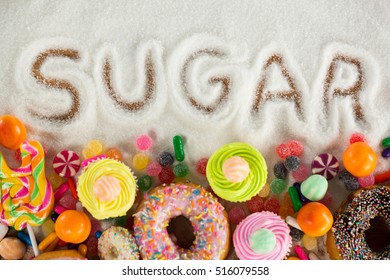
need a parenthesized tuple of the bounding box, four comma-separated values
(273, 162, 288, 179)
(137, 175, 153, 191)
(284, 156, 300, 171)
(173, 162, 189, 177)
(158, 151, 175, 167)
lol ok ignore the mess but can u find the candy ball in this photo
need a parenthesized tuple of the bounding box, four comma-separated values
(276, 143, 290, 159)
(342, 142, 377, 177)
(287, 140, 304, 156)
(0, 115, 26, 150)
(273, 162, 288, 179)
(0, 237, 26, 260)
(249, 229, 276, 254)
(137, 175, 153, 191)
(264, 197, 280, 214)
(55, 210, 91, 244)
(228, 206, 246, 225)
(146, 161, 162, 176)
(270, 178, 287, 195)
(258, 182, 270, 198)
(82, 139, 104, 159)
(173, 162, 189, 177)
(196, 158, 208, 175)
(136, 134, 153, 151)
(292, 164, 310, 182)
(349, 133, 366, 144)
(246, 196, 264, 213)
(93, 176, 121, 202)
(358, 174, 375, 188)
(297, 202, 333, 237)
(222, 156, 250, 183)
(158, 167, 174, 184)
(301, 175, 328, 201)
(158, 151, 174, 167)
(105, 148, 122, 161)
(133, 153, 149, 170)
(284, 156, 300, 171)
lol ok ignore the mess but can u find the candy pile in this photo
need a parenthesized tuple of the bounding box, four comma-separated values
(0, 114, 389, 260)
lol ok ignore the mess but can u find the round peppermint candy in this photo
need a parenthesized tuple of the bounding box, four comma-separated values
(311, 153, 339, 180)
(53, 150, 81, 178)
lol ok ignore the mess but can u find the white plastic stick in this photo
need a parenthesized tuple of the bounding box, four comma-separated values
(26, 223, 39, 257)
(286, 216, 302, 231)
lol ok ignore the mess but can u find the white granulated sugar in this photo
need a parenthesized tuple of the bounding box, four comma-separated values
(0, 0, 389, 210)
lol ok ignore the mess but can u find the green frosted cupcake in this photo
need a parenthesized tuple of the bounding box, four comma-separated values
(206, 142, 267, 202)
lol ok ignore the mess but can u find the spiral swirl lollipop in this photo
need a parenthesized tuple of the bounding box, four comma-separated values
(206, 142, 267, 202)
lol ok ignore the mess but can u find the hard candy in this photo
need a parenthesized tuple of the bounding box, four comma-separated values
(0, 237, 26, 259)
(222, 156, 250, 183)
(311, 153, 339, 180)
(297, 202, 333, 237)
(342, 142, 377, 177)
(301, 175, 328, 201)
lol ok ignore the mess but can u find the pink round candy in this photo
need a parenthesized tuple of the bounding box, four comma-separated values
(228, 206, 246, 225)
(222, 156, 250, 183)
(146, 161, 162, 176)
(58, 193, 77, 210)
(136, 135, 153, 151)
(53, 150, 81, 178)
(358, 174, 375, 188)
(292, 164, 310, 183)
(196, 158, 208, 175)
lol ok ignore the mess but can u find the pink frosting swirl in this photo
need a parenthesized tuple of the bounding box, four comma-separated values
(233, 211, 292, 260)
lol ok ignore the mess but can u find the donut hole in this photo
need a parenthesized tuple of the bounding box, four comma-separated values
(365, 215, 390, 253)
(167, 215, 195, 249)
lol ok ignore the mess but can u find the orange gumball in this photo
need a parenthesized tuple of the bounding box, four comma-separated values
(342, 142, 377, 177)
(0, 115, 26, 150)
(297, 202, 333, 237)
(55, 210, 91, 244)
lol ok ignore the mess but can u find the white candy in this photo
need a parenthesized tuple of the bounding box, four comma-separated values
(0, 222, 8, 242)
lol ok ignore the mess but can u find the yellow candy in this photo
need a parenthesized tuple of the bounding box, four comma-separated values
(302, 234, 318, 251)
(78, 244, 87, 257)
(133, 153, 149, 170)
(258, 182, 270, 198)
(38, 232, 58, 251)
(47, 173, 63, 190)
(82, 139, 104, 159)
(41, 219, 55, 237)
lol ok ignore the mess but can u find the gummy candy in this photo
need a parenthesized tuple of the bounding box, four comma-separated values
(246, 196, 264, 213)
(58, 193, 77, 210)
(146, 161, 162, 176)
(105, 148, 122, 161)
(276, 143, 290, 159)
(133, 153, 149, 170)
(158, 167, 174, 184)
(349, 133, 366, 144)
(264, 197, 280, 214)
(287, 140, 304, 156)
(258, 183, 270, 198)
(173, 135, 185, 161)
(339, 169, 359, 191)
(292, 164, 310, 182)
(270, 178, 287, 195)
(273, 162, 288, 179)
(196, 158, 208, 175)
(82, 139, 104, 159)
(173, 163, 189, 177)
(137, 175, 153, 191)
(285, 156, 300, 171)
(228, 206, 245, 225)
(302, 234, 317, 251)
(158, 151, 175, 167)
(358, 174, 375, 188)
(136, 134, 153, 151)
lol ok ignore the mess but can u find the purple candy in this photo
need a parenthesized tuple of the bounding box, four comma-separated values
(293, 182, 309, 203)
(311, 153, 339, 180)
(382, 147, 390, 158)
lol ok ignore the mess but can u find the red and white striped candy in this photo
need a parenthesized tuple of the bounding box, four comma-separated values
(53, 150, 81, 178)
(311, 153, 339, 180)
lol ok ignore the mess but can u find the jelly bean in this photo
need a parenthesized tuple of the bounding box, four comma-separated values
(382, 147, 390, 158)
(301, 175, 328, 201)
(382, 137, 390, 147)
(173, 162, 189, 177)
(78, 244, 88, 257)
(286, 256, 301, 260)
(287, 140, 304, 156)
(146, 161, 162, 176)
(276, 143, 291, 159)
(293, 245, 309, 260)
(273, 162, 288, 179)
(293, 182, 309, 203)
(68, 177, 78, 200)
(374, 171, 390, 183)
(136, 134, 153, 151)
(0, 222, 9, 242)
(349, 133, 366, 144)
(54, 205, 68, 215)
(54, 183, 69, 202)
(196, 158, 208, 175)
(44, 237, 59, 252)
(137, 175, 153, 192)
(105, 148, 122, 161)
(284, 156, 300, 171)
(55, 210, 91, 244)
(17, 231, 32, 246)
(228, 206, 245, 225)
(342, 142, 377, 177)
(246, 196, 264, 213)
(172, 135, 185, 162)
(270, 178, 287, 195)
(38, 232, 58, 251)
(297, 202, 333, 237)
(133, 153, 149, 170)
(158, 151, 174, 167)
(288, 186, 302, 212)
(0, 115, 26, 150)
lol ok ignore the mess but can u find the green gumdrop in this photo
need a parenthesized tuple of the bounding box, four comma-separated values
(382, 137, 390, 147)
(270, 178, 287, 195)
(137, 175, 153, 191)
(249, 228, 277, 254)
(301, 174, 328, 201)
(173, 162, 189, 177)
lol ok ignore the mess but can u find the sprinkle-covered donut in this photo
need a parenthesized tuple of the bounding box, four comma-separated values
(331, 185, 389, 260)
(233, 211, 292, 260)
(133, 183, 230, 260)
(98, 226, 140, 260)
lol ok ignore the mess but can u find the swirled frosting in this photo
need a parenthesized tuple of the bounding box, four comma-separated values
(77, 158, 137, 220)
(233, 211, 292, 260)
(206, 142, 267, 202)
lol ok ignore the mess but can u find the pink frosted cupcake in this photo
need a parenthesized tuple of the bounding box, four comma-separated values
(233, 211, 292, 260)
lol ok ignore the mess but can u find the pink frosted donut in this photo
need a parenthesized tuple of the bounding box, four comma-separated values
(233, 211, 292, 260)
(134, 183, 230, 260)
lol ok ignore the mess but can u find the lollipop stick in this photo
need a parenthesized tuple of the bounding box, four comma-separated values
(27, 223, 39, 257)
